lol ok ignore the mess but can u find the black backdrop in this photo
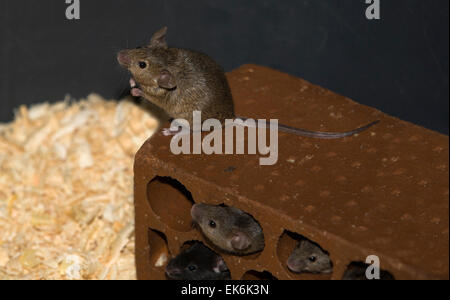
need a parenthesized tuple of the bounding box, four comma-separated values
(0, 0, 448, 134)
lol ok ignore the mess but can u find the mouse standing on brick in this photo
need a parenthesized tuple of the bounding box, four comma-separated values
(191, 203, 265, 255)
(117, 26, 379, 138)
(286, 239, 333, 274)
(165, 242, 231, 280)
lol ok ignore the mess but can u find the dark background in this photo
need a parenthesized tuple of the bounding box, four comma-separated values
(0, 0, 448, 134)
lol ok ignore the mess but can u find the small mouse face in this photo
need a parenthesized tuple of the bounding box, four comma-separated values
(191, 204, 227, 234)
(287, 240, 333, 274)
(191, 203, 235, 249)
(191, 203, 263, 254)
(165, 243, 230, 280)
(117, 27, 177, 98)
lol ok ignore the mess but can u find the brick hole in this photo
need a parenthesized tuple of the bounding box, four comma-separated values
(147, 176, 194, 232)
(342, 261, 395, 280)
(148, 228, 170, 273)
(241, 270, 278, 280)
(277, 230, 333, 280)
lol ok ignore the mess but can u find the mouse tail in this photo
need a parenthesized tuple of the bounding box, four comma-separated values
(277, 120, 380, 139)
(235, 116, 380, 139)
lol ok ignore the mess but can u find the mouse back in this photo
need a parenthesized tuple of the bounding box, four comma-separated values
(117, 27, 235, 126)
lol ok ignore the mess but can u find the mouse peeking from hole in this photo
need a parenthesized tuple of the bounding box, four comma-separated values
(287, 239, 333, 275)
(191, 203, 265, 255)
(117, 26, 380, 138)
(165, 242, 231, 280)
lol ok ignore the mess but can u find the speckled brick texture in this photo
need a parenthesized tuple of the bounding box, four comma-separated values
(134, 64, 449, 280)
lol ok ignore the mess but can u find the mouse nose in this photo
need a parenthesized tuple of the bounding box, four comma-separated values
(287, 256, 305, 273)
(165, 265, 182, 277)
(117, 51, 131, 68)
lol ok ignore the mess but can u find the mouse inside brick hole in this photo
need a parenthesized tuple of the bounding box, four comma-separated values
(286, 238, 333, 274)
(191, 203, 265, 255)
(117, 26, 380, 138)
(165, 242, 231, 280)
(341, 262, 395, 280)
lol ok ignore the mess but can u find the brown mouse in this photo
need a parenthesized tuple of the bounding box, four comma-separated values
(165, 242, 231, 280)
(117, 26, 379, 138)
(286, 239, 333, 274)
(117, 27, 234, 130)
(191, 203, 265, 255)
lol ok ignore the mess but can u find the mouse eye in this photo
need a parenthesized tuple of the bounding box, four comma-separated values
(188, 265, 197, 272)
(309, 256, 317, 262)
(209, 220, 216, 228)
(138, 61, 147, 69)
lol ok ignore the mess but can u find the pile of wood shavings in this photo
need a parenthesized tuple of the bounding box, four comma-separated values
(0, 94, 159, 279)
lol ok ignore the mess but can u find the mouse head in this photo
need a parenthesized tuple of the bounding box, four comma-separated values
(191, 203, 253, 253)
(165, 243, 229, 280)
(117, 26, 177, 98)
(286, 239, 333, 274)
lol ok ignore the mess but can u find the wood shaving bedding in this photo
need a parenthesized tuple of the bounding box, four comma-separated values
(0, 94, 159, 280)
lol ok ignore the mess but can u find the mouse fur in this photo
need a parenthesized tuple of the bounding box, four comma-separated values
(117, 26, 234, 127)
(191, 203, 265, 255)
(165, 242, 231, 280)
(286, 239, 333, 274)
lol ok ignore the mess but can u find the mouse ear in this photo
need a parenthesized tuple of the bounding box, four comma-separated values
(231, 232, 251, 251)
(150, 26, 168, 49)
(157, 69, 176, 89)
(213, 257, 228, 273)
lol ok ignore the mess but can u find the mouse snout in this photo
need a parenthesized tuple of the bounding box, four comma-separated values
(117, 51, 131, 68)
(287, 256, 305, 273)
(165, 264, 182, 278)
